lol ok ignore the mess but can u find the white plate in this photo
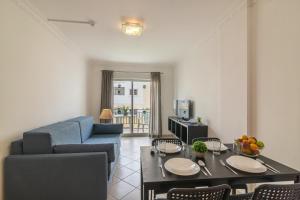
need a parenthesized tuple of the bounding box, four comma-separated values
(164, 158, 200, 176)
(204, 141, 228, 152)
(226, 155, 267, 173)
(157, 143, 181, 153)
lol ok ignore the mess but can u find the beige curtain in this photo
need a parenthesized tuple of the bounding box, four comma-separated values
(150, 72, 162, 137)
(100, 70, 113, 121)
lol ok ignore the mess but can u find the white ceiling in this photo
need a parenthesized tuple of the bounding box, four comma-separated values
(29, 0, 241, 64)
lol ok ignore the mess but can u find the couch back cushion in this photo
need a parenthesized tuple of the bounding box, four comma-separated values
(23, 122, 81, 154)
(66, 116, 94, 142)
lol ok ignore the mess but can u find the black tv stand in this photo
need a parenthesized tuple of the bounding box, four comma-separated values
(168, 116, 208, 145)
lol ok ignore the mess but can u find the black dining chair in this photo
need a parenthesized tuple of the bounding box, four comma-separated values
(192, 137, 248, 195)
(229, 183, 300, 200)
(156, 184, 231, 200)
(152, 138, 182, 147)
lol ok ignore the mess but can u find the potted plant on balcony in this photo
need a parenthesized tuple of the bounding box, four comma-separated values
(192, 141, 208, 158)
(122, 106, 129, 116)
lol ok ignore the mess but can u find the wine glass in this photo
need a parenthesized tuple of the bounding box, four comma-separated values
(212, 139, 221, 156)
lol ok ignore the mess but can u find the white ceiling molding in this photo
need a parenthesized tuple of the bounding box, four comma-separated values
(11, 0, 82, 55)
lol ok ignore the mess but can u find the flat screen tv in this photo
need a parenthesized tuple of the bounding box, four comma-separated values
(176, 100, 192, 120)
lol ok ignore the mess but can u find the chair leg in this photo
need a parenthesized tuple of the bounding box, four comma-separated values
(232, 188, 237, 195)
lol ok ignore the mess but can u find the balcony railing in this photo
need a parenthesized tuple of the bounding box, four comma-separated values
(113, 108, 150, 134)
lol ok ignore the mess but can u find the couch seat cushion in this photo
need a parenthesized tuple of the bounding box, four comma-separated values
(84, 134, 121, 159)
(84, 134, 120, 145)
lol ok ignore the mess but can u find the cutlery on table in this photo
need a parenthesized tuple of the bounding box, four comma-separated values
(158, 157, 166, 178)
(200, 168, 208, 176)
(198, 160, 212, 176)
(219, 159, 238, 175)
(257, 159, 280, 173)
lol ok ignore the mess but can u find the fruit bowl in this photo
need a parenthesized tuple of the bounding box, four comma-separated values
(235, 135, 264, 157)
(239, 150, 260, 158)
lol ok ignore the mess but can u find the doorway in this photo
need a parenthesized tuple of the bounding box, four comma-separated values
(113, 80, 150, 136)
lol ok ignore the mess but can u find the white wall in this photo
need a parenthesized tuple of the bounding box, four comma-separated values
(174, 1, 247, 143)
(86, 61, 174, 135)
(248, 0, 300, 170)
(0, 0, 88, 197)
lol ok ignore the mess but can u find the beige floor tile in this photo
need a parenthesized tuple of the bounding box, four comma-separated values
(107, 194, 117, 200)
(124, 153, 140, 160)
(108, 180, 135, 199)
(125, 161, 140, 171)
(109, 137, 152, 199)
(110, 176, 121, 184)
(114, 165, 135, 179)
(117, 156, 134, 166)
(123, 172, 140, 187)
(122, 188, 141, 200)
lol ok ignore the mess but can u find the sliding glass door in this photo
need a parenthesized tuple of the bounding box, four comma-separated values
(132, 81, 150, 134)
(113, 80, 150, 135)
(113, 80, 132, 134)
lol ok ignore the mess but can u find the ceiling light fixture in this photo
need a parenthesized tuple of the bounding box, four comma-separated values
(122, 21, 144, 36)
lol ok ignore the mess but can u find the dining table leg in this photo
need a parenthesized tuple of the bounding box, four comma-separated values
(143, 186, 149, 200)
(295, 175, 300, 183)
(140, 162, 144, 200)
(141, 182, 144, 200)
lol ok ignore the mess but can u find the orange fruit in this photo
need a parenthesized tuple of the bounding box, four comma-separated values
(242, 147, 252, 155)
(250, 143, 258, 151)
(248, 138, 256, 144)
(242, 135, 248, 140)
(242, 140, 250, 145)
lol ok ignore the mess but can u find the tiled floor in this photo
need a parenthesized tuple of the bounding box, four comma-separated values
(108, 136, 152, 200)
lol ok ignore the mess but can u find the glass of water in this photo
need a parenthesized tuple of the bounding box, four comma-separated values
(233, 140, 240, 154)
(157, 141, 166, 157)
(212, 139, 221, 156)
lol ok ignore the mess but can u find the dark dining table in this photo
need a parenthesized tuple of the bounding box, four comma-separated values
(140, 144, 300, 200)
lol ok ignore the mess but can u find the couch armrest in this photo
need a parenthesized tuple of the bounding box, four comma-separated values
(93, 123, 123, 135)
(10, 139, 23, 155)
(23, 132, 53, 154)
(4, 153, 107, 200)
(53, 143, 115, 162)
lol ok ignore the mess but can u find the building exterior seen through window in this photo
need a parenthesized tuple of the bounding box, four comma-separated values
(113, 80, 150, 134)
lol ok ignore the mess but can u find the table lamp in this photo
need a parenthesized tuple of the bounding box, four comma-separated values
(99, 109, 113, 123)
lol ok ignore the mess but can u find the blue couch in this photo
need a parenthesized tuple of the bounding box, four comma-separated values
(4, 116, 123, 200)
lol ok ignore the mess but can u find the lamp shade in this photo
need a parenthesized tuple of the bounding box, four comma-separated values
(99, 109, 113, 120)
